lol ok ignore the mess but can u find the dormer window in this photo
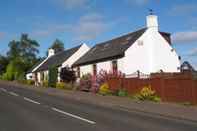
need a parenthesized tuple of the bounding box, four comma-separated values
(138, 40, 143, 46)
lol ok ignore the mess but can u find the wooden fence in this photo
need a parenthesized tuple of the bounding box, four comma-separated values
(107, 72, 197, 104)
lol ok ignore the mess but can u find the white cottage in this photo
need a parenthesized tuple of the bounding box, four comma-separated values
(27, 43, 90, 83)
(73, 14, 181, 77)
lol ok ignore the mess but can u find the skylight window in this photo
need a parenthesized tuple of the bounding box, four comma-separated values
(122, 41, 129, 45)
(104, 43, 110, 48)
(126, 36, 132, 41)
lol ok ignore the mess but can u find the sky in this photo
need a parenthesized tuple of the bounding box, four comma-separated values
(0, 0, 197, 69)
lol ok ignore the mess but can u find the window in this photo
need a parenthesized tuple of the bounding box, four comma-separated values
(112, 60, 118, 73)
(93, 64, 97, 76)
(137, 40, 143, 46)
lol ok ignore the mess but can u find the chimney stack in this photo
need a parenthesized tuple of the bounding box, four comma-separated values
(48, 48, 55, 57)
(146, 13, 159, 31)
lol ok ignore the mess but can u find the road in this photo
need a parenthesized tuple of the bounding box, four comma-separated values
(0, 84, 197, 131)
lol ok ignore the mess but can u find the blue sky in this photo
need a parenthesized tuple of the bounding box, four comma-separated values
(0, 0, 197, 69)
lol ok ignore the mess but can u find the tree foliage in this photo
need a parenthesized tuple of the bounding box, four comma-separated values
(0, 55, 9, 75)
(1, 34, 40, 81)
(49, 39, 64, 53)
(2, 58, 25, 81)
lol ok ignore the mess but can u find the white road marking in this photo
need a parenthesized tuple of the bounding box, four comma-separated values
(24, 97, 41, 105)
(9, 91, 19, 96)
(0, 88, 7, 92)
(51, 107, 96, 124)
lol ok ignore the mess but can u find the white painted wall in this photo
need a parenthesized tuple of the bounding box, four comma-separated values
(97, 61, 112, 74)
(121, 28, 180, 75)
(26, 73, 33, 80)
(121, 32, 151, 74)
(148, 29, 181, 73)
(57, 67, 61, 82)
(37, 72, 41, 83)
(79, 65, 93, 76)
(79, 60, 116, 76)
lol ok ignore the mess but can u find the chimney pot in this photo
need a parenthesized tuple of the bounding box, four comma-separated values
(48, 48, 55, 57)
(146, 15, 159, 31)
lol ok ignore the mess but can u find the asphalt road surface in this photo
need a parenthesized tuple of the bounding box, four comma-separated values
(0, 84, 197, 131)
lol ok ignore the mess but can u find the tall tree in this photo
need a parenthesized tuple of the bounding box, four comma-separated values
(49, 39, 64, 53)
(2, 34, 40, 80)
(20, 34, 40, 70)
(7, 40, 21, 60)
(7, 34, 40, 72)
(0, 55, 9, 75)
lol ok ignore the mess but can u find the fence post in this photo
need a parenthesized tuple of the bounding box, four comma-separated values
(191, 79, 197, 104)
(137, 70, 140, 78)
(160, 74, 166, 101)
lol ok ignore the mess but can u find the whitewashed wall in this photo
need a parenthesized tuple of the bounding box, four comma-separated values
(149, 30, 180, 73)
(121, 32, 151, 74)
(37, 72, 41, 83)
(79, 60, 115, 76)
(121, 28, 180, 75)
(26, 73, 33, 80)
(97, 61, 112, 73)
(79, 65, 93, 76)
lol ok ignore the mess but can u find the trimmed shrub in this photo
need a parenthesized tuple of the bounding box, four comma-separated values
(43, 80, 48, 88)
(56, 82, 65, 89)
(133, 85, 161, 102)
(26, 80, 35, 85)
(2, 58, 25, 81)
(99, 83, 112, 95)
(48, 66, 58, 88)
(56, 82, 73, 90)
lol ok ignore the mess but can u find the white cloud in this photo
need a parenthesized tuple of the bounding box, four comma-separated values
(31, 13, 112, 41)
(188, 48, 197, 56)
(172, 31, 197, 44)
(125, 0, 149, 6)
(56, 0, 91, 10)
(0, 32, 5, 39)
(169, 4, 197, 16)
(194, 63, 197, 70)
(31, 24, 68, 38)
(70, 13, 110, 41)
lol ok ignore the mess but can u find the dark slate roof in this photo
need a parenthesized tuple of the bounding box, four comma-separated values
(73, 28, 147, 67)
(159, 32, 171, 44)
(34, 45, 82, 72)
(73, 28, 172, 67)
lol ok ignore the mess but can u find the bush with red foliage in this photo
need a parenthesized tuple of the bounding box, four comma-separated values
(60, 67, 76, 83)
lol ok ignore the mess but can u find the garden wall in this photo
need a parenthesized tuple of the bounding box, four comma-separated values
(107, 72, 197, 104)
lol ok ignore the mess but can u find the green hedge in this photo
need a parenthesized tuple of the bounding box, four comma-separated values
(48, 66, 58, 88)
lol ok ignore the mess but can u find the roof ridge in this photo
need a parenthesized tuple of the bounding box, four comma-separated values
(95, 28, 147, 47)
(51, 44, 82, 57)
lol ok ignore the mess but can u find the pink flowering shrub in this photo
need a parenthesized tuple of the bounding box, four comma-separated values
(91, 70, 125, 93)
